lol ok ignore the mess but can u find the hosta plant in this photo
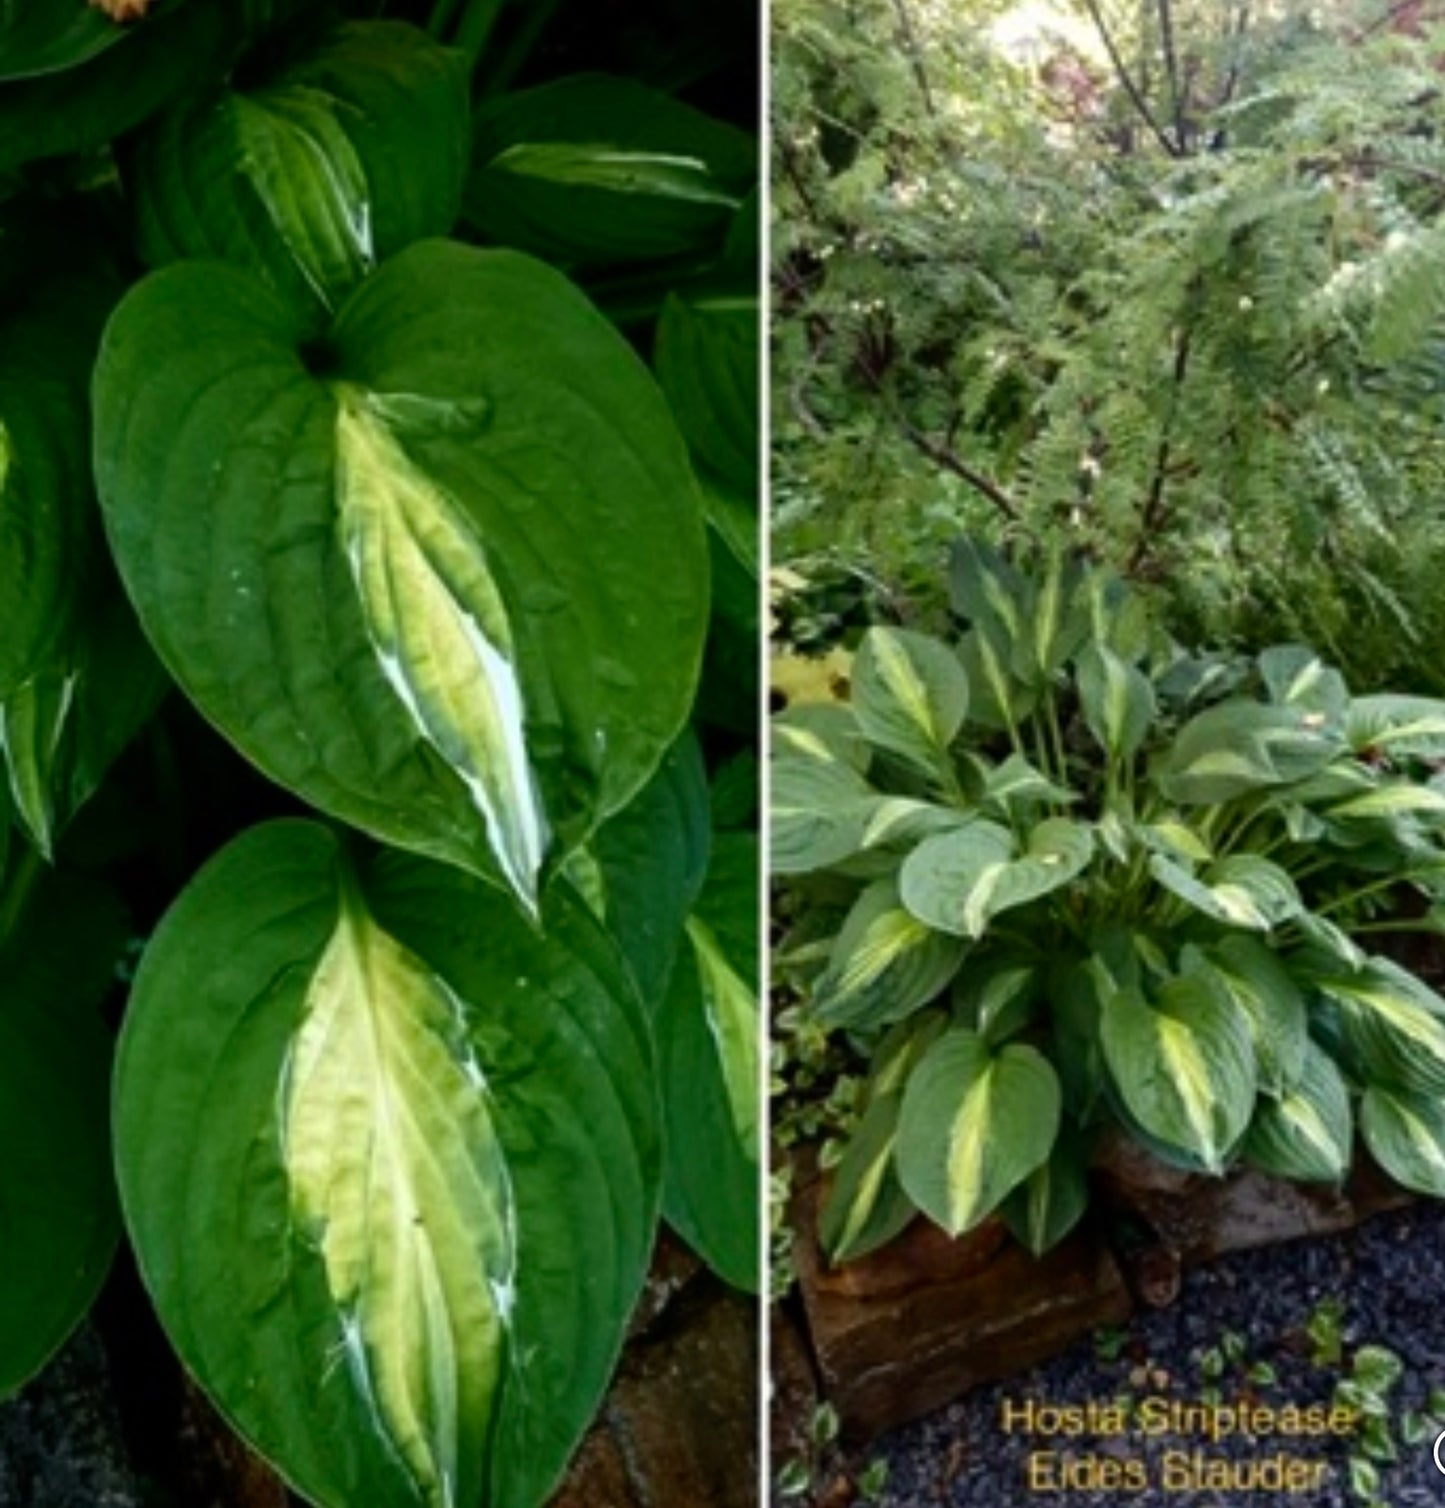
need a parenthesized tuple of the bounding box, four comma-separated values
(0, 2, 759, 1505)
(774, 538, 1445, 1265)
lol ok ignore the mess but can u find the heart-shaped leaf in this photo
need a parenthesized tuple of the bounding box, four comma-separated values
(1360, 1084, 1445, 1197)
(1156, 700, 1342, 804)
(896, 1029, 1061, 1235)
(812, 877, 965, 1030)
(95, 242, 709, 911)
(1346, 694, 1445, 759)
(1303, 954, 1445, 1096)
(114, 819, 659, 1508)
(900, 818, 1094, 939)
(0, 0, 188, 82)
(1184, 936, 1307, 1094)
(1150, 853, 1301, 932)
(820, 1013, 945, 1263)
(1243, 1039, 1352, 1184)
(1076, 642, 1154, 764)
(1100, 974, 1256, 1172)
(465, 75, 755, 265)
(851, 625, 969, 776)
(1000, 1136, 1089, 1256)
(0, 869, 126, 1397)
(124, 22, 469, 328)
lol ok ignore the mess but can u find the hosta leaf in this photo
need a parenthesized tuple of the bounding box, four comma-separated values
(896, 1029, 1061, 1236)
(1258, 645, 1349, 724)
(656, 290, 758, 495)
(1156, 700, 1342, 804)
(1346, 694, 1445, 759)
(1185, 936, 1307, 1093)
(589, 733, 710, 1008)
(900, 818, 1094, 939)
(1150, 853, 1301, 932)
(657, 835, 760, 1290)
(0, 0, 285, 172)
(1017, 547, 1088, 680)
(948, 537, 1027, 648)
(1076, 642, 1154, 764)
(1, 580, 165, 860)
(0, 259, 113, 698)
(0, 869, 125, 1399)
(1360, 1085, 1445, 1197)
(1243, 1039, 1352, 1184)
(95, 243, 708, 910)
(980, 753, 1078, 816)
(812, 877, 965, 1030)
(114, 819, 659, 1508)
(1100, 975, 1256, 1173)
(771, 702, 868, 772)
(819, 1013, 945, 1263)
(851, 626, 968, 774)
(770, 750, 878, 874)
(1302, 954, 1445, 1096)
(1001, 1136, 1089, 1257)
(958, 625, 1038, 731)
(465, 75, 755, 265)
(0, 0, 187, 82)
(953, 954, 1041, 1045)
(125, 23, 469, 329)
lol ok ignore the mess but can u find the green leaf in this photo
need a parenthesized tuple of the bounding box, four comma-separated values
(0, 0, 187, 82)
(1258, 645, 1349, 724)
(953, 954, 1041, 1044)
(850, 626, 968, 774)
(656, 290, 758, 496)
(1156, 700, 1342, 804)
(895, 1029, 1061, 1236)
(900, 818, 1094, 939)
(1186, 936, 1307, 1093)
(1347, 694, 1445, 759)
(770, 747, 879, 875)
(980, 753, 1078, 816)
(95, 242, 709, 911)
(125, 22, 470, 328)
(1360, 1084, 1445, 1197)
(1352, 1345, 1405, 1395)
(114, 819, 659, 1508)
(590, 733, 710, 1008)
(1243, 1038, 1353, 1183)
(657, 834, 761, 1291)
(1076, 643, 1155, 764)
(0, 258, 114, 698)
(1150, 853, 1302, 932)
(819, 1014, 945, 1263)
(1303, 954, 1445, 1096)
(465, 75, 755, 265)
(0, 868, 125, 1398)
(0, 0, 282, 173)
(1100, 974, 1256, 1172)
(1000, 1136, 1089, 1256)
(812, 877, 965, 1030)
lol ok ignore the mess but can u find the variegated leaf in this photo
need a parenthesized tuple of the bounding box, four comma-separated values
(1360, 1084, 1445, 1197)
(1243, 1040, 1352, 1184)
(850, 625, 968, 775)
(1100, 975, 1256, 1173)
(812, 878, 965, 1029)
(895, 1028, 1061, 1236)
(94, 243, 709, 910)
(114, 820, 659, 1508)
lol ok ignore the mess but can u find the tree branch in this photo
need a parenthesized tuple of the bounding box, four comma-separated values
(888, 0, 937, 118)
(1082, 0, 1184, 158)
(1156, 0, 1188, 152)
(1129, 319, 1195, 573)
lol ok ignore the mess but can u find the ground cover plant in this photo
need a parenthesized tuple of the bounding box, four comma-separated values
(774, 540, 1445, 1264)
(0, 2, 760, 1505)
(773, 0, 1445, 692)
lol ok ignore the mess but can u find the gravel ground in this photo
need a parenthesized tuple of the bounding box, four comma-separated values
(876, 1204, 1445, 1507)
(0, 1326, 139, 1508)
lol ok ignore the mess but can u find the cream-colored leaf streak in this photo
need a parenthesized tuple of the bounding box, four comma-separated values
(335, 391, 549, 912)
(282, 878, 517, 1507)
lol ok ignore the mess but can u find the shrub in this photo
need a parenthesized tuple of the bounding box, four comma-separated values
(774, 539, 1445, 1262)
